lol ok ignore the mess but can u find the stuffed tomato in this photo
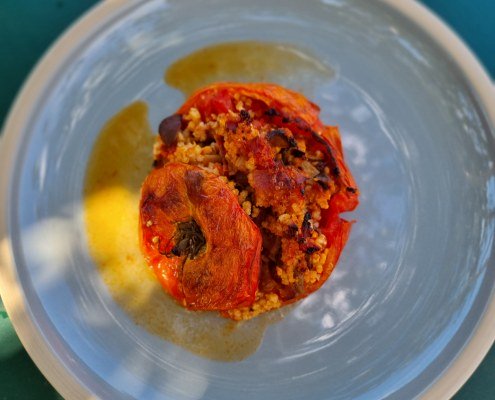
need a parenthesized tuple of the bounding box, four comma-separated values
(140, 83, 359, 320)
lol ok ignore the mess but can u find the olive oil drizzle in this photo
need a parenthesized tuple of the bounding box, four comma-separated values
(165, 40, 334, 96)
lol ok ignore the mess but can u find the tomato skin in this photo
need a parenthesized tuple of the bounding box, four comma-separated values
(181, 88, 234, 118)
(249, 166, 306, 215)
(140, 163, 262, 310)
(178, 83, 321, 127)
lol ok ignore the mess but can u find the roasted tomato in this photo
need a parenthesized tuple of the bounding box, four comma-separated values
(142, 83, 359, 319)
(177, 83, 358, 212)
(140, 162, 262, 310)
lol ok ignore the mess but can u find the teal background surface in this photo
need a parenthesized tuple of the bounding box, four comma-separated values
(0, 1, 493, 398)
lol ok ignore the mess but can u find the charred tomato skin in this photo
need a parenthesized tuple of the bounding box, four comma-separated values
(140, 163, 262, 310)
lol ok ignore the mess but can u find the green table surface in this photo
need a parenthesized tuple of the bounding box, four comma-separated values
(0, 1, 494, 399)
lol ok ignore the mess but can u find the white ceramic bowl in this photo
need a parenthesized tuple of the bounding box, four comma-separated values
(1, 1, 495, 399)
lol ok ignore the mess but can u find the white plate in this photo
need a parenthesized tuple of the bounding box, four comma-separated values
(1, 1, 495, 399)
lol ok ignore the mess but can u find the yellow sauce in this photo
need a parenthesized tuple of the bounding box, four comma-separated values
(84, 101, 280, 361)
(165, 41, 335, 96)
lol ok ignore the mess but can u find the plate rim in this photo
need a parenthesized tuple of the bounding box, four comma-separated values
(379, 1, 495, 398)
(0, 0, 494, 399)
(0, 2, 145, 399)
